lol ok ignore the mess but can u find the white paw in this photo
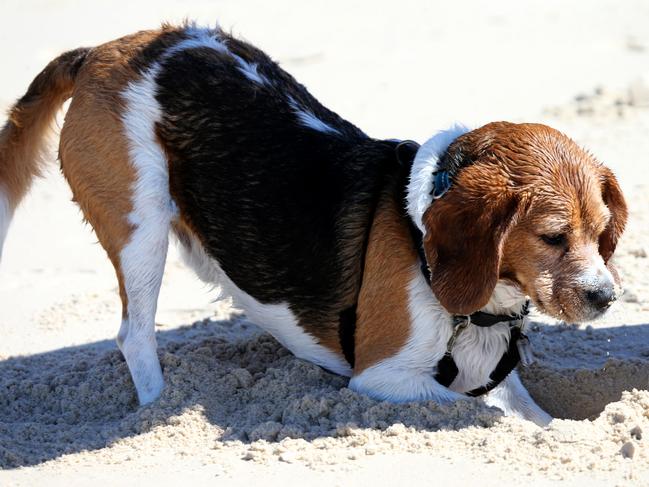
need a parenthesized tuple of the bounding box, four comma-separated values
(435, 389, 468, 405)
(506, 405, 553, 427)
(119, 335, 164, 405)
(529, 409, 553, 427)
(136, 369, 164, 405)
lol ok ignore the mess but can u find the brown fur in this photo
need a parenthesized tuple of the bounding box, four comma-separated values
(58, 30, 173, 315)
(598, 165, 628, 263)
(0, 48, 88, 206)
(422, 122, 628, 322)
(0, 27, 186, 316)
(353, 183, 418, 374)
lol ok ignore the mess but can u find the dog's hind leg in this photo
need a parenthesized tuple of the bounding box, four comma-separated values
(115, 205, 170, 406)
(61, 137, 172, 404)
(60, 65, 173, 405)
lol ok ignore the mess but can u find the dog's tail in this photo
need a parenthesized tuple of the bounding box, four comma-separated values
(0, 47, 89, 260)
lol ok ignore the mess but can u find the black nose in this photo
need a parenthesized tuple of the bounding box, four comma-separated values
(585, 287, 616, 310)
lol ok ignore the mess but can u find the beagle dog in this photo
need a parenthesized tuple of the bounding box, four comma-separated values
(0, 24, 627, 426)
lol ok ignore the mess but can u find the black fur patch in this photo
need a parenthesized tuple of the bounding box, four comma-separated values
(151, 27, 402, 342)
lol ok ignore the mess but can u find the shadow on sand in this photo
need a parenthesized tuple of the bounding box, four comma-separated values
(1, 315, 648, 468)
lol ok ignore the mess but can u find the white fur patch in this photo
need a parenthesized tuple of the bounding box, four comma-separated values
(232, 55, 269, 85)
(406, 125, 470, 234)
(168, 27, 229, 56)
(481, 281, 527, 316)
(119, 64, 172, 405)
(287, 96, 341, 135)
(166, 27, 268, 86)
(575, 245, 615, 291)
(0, 188, 12, 261)
(447, 322, 510, 392)
(176, 232, 352, 377)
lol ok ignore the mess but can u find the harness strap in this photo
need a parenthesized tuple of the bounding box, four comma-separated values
(469, 306, 529, 327)
(465, 326, 523, 397)
(434, 311, 529, 395)
(434, 322, 528, 395)
(435, 354, 459, 387)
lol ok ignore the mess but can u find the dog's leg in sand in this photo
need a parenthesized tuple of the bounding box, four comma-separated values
(58, 65, 173, 405)
(65, 153, 171, 406)
(483, 370, 552, 426)
(115, 226, 169, 405)
(60, 139, 171, 406)
(112, 71, 174, 405)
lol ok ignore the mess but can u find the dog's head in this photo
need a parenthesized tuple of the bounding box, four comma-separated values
(407, 122, 627, 323)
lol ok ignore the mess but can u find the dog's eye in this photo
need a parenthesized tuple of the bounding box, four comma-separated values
(541, 234, 566, 246)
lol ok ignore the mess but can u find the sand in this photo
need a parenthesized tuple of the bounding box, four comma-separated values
(1, 1, 649, 485)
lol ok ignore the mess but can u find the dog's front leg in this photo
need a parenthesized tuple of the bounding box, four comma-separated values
(483, 370, 552, 426)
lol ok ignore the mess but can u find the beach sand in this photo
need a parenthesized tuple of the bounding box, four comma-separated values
(1, 1, 649, 485)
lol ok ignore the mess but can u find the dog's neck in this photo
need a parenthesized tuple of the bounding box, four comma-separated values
(480, 281, 528, 317)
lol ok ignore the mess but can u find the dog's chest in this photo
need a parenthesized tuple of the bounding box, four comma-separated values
(349, 270, 514, 399)
(446, 323, 511, 392)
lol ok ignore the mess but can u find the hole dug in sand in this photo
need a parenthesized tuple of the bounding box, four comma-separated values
(520, 321, 649, 420)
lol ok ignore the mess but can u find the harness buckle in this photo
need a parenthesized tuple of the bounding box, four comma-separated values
(446, 315, 470, 352)
(511, 312, 534, 366)
(516, 333, 535, 366)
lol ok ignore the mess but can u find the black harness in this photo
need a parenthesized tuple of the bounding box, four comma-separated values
(339, 139, 534, 397)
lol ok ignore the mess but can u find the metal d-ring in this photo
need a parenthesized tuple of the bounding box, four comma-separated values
(446, 315, 470, 352)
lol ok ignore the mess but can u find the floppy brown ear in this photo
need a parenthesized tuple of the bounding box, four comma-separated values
(421, 172, 522, 315)
(599, 166, 627, 263)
